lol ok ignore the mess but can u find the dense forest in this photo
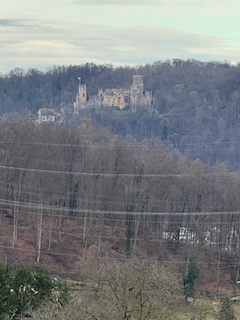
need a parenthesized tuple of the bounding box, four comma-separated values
(1, 60, 240, 170)
(1, 121, 240, 248)
(1, 62, 240, 318)
(0, 121, 239, 296)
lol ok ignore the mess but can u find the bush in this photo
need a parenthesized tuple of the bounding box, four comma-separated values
(0, 264, 68, 319)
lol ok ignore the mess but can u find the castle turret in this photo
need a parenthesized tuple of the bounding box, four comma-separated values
(131, 75, 144, 95)
(74, 77, 87, 114)
(77, 77, 87, 103)
(73, 74, 152, 114)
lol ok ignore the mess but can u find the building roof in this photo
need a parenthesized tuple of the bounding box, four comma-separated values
(39, 108, 56, 116)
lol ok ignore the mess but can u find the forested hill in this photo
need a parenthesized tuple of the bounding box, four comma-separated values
(1, 60, 240, 170)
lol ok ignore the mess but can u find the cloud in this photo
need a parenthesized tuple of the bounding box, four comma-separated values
(72, 0, 214, 6)
(111, 45, 139, 52)
(73, 0, 161, 5)
(71, 0, 240, 16)
(0, 19, 29, 27)
(0, 38, 104, 65)
(103, 27, 227, 63)
(0, 18, 239, 73)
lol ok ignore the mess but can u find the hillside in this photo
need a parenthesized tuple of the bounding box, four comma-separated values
(0, 122, 238, 297)
(1, 60, 240, 170)
(1, 62, 240, 302)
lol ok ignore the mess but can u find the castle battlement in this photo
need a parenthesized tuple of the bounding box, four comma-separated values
(74, 75, 152, 114)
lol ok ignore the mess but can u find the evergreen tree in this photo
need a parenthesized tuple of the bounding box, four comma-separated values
(0, 264, 68, 319)
(0, 265, 11, 318)
(183, 262, 200, 297)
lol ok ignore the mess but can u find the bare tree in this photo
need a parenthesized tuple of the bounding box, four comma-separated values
(77, 258, 180, 320)
(37, 200, 43, 262)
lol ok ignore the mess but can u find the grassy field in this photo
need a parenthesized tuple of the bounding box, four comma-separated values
(65, 279, 240, 319)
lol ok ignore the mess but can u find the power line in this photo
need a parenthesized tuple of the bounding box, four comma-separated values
(2, 197, 240, 216)
(0, 137, 240, 148)
(2, 205, 240, 225)
(0, 140, 139, 148)
(2, 222, 239, 248)
(1, 244, 239, 267)
(0, 163, 236, 177)
(1, 217, 240, 274)
(0, 187, 228, 215)
(0, 181, 237, 218)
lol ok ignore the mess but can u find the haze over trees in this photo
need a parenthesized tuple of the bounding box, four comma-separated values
(1, 60, 240, 318)
(0, 121, 240, 254)
(1, 60, 240, 169)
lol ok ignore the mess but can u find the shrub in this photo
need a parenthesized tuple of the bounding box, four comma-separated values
(0, 264, 68, 319)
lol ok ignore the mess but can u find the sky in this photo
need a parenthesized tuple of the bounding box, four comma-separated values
(1, 0, 240, 74)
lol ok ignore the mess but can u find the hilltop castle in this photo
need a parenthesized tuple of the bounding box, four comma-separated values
(74, 75, 152, 114)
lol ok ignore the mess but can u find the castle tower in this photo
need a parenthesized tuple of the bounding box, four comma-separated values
(74, 77, 87, 114)
(77, 77, 87, 103)
(131, 75, 144, 95)
(130, 92, 139, 112)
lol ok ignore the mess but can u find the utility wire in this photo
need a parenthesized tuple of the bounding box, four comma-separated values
(1, 205, 240, 225)
(0, 163, 236, 177)
(0, 138, 240, 148)
(0, 187, 228, 214)
(0, 244, 239, 266)
(0, 222, 238, 247)
(2, 197, 240, 216)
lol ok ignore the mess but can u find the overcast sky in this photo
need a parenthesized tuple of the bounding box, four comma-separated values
(1, 0, 240, 73)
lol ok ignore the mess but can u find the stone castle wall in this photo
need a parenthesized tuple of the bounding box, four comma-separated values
(74, 75, 152, 114)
